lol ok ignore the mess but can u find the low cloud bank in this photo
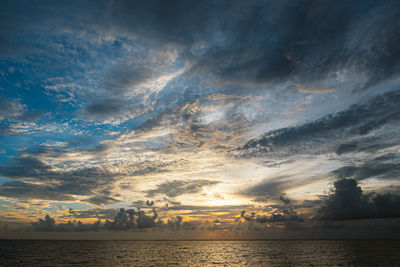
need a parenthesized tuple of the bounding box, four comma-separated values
(318, 178, 400, 220)
(239, 196, 304, 223)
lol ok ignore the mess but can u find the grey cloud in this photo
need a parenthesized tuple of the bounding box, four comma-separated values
(0, 149, 189, 202)
(332, 153, 400, 181)
(31, 215, 56, 232)
(241, 174, 315, 202)
(66, 136, 95, 147)
(30, 206, 199, 232)
(146, 179, 220, 198)
(14, 110, 43, 122)
(32, 214, 101, 232)
(236, 90, 400, 157)
(0, 155, 120, 202)
(85, 98, 125, 117)
(0, 156, 51, 179)
(85, 194, 120, 206)
(242, 177, 287, 199)
(0, 181, 75, 201)
(65, 208, 117, 220)
(318, 178, 400, 220)
(0, 96, 42, 124)
(84, 96, 146, 123)
(104, 65, 153, 95)
(2, 0, 400, 91)
(360, 10, 400, 90)
(108, 0, 226, 46)
(83, 143, 111, 154)
(0, 96, 23, 120)
(335, 143, 358, 155)
(240, 196, 304, 223)
(185, 0, 400, 90)
(104, 208, 159, 230)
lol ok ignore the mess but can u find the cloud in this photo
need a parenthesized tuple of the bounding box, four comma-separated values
(318, 178, 400, 220)
(85, 98, 125, 117)
(104, 208, 159, 230)
(0, 96, 24, 120)
(146, 179, 220, 198)
(83, 95, 149, 124)
(332, 153, 400, 181)
(166, 204, 250, 213)
(6, 0, 400, 91)
(0, 156, 51, 178)
(241, 176, 288, 199)
(185, 0, 400, 90)
(236, 90, 400, 157)
(2, 0, 400, 94)
(0, 181, 75, 201)
(31, 215, 56, 232)
(32, 214, 101, 232)
(1, 0, 400, 238)
(65, 208, 117, 220)
(104, 64, 153, 95)
(30, 207, 196, 232)
(240, 171, 320, 202)
(295, 85, 340, 94)
(0, 96, 43, 136)
(0, 155, 120, 202)
(107, 0, 225, 46)
(85, 193, 121, 206)
(239, 196, 304, 223)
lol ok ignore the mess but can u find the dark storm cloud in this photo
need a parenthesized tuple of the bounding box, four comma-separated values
(0, 1, 108, 58)
(108, 0, 226, 45)
(186, 0, 400, 89)
(146, 179, 220, 198)
(4, 1, 400, 89)
(318, 178, 400, 220)
(360, 8, 400, 90)
(332, 153, 400, 181)
(1, 0, 224, 58)
(190, 0, 354, 84)
(236, 90, 400, 157)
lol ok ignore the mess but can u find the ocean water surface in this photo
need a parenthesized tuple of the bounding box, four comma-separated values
(1, 240, 400, 266)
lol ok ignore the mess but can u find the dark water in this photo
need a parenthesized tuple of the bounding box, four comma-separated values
(1, 240, 400, 266)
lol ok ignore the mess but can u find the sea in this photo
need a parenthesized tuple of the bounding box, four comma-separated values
(1, 240, 400, 266)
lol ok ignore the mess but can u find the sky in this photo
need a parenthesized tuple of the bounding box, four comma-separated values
(0, 0, 400, 239)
